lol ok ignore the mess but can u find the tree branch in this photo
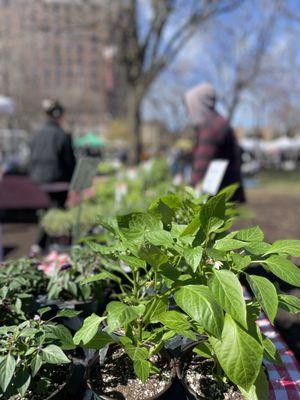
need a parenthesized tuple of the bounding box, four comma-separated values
(143, 0, 244, 88)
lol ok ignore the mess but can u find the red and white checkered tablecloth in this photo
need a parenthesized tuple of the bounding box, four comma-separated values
(257, 317, 300, 399)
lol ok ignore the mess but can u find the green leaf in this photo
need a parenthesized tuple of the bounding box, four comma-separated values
(278, 294, 300, 313)
(246, 304, 263, 344)
(22, 328, 39, 337)
(123, 344, 149, 361)
(264, 239, 300, 257)
(181, 216, 200, 237)
(209, 270, 247, 328)
(119, 255, 146, 270)
(178, 330, 197, 341)
(31, 354, 43, 377)
(160, 331, 176, 342)
(206, 248, 227, 261)
(81, 271, 121, 285)
(42, 344, 70, 364)
(14, 298, 22, 313)
(0, 286, 8, 299)
(262, 337, 282, 365)
(171, 223, 186, 237)
(15, 369, 31, 396)
(47, 283, 61, 300)
(156, 310, 191, 332)
(183, 246, 203, 273)
(67, 281, 78, 297)
(0, 355, 16, 392)
(158, 263, 181, 285)
(106, 302, 143, 332)
(139, 243, 168, 269)
(218, 184, 239, 201)
(158, 194, 182, 210)
(0, 326, 17, 334)
(210, 314, 263, 391)
(174, 285, 224, 338)
(83, 332, 112, 349)
(247, 275, 278, 323)
(87, 241, 117, 255)
(238, 367, 269, 400)
(231, 253, 251, 271)
(56, 309, 82, 318)
(214, 238, 246, 251)
(200, 193, 226, 235)
(145, 230, 173, 247)
(132, 304, 146, 316)
(150, 199, 174, 227)
(144, 297, 168, 324)
(97, 215, 119, 234)
(134, 359, 151, 383)
(262, 256, 300, 287)
(127, 212, 162, 232)
(73, 314, 105, 345)
(193, 341, 213, 358)
(25, 347, 36, 356)
(45, 324, 75, 350)
(38, 307, 51, 317)
(236, 226, 264, 242)
(245, 242, 271, 255)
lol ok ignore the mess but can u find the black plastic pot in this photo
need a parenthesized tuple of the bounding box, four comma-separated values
(35, 297, 98, 330)
(45, 363, 86, 400)
(44, 382, 67, 400)
(177, 341, 254, 400)
(86, 344, 176, 400)
(175, 341, 208, 400)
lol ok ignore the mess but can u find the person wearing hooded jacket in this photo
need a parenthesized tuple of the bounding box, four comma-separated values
(185, 82, 245, 203)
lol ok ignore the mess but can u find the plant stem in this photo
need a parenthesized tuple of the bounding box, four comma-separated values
(153, 271, 158, 293)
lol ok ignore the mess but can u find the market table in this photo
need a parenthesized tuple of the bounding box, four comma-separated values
(257, 317, 300, 399)
(0, 175, 49, 211)
(0, 175, 50, 259)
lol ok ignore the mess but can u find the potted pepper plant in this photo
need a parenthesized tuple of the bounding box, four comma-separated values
(0, 258, 47, 325)
(75, 187, 300, 400)
(0, 307, 78, 399)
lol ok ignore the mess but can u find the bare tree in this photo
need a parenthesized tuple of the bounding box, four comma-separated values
(193, 0, 283, 123)
(105, 0, 243, 163)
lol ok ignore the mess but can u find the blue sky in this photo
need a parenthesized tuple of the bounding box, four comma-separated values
(141, 0, 300, 132)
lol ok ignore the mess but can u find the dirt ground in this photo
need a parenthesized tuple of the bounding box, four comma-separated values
(233, 187, 300, 242)
(2, 223, 38, 259)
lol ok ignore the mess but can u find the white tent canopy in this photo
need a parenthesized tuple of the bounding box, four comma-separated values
(0, 96, 15, 115)
(240, 137, 300, 153)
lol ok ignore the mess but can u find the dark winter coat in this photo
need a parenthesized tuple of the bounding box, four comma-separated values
(191, 114, 246, 203)
(29, 120, 76, 184)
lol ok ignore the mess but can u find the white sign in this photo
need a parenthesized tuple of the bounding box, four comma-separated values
(0, 96, 15, 115)
(115, 182, 128, 204)
(202, 159, 229, 196)
(70, 157, 100, 192)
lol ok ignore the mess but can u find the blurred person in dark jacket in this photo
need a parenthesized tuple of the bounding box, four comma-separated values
(185, 82, 245, 202)
(29, 99, 76, 252)
(30, 99, 76, 189)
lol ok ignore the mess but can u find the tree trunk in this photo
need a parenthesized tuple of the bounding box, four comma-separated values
(127, 86, 143, 165)
(227, 96, 239, 124)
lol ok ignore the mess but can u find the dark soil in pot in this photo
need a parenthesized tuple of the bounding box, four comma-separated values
(181, 353, 243, 400)
(87, 345, 174, 400)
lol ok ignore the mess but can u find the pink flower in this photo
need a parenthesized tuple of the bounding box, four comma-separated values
(38, 251, 71, 277)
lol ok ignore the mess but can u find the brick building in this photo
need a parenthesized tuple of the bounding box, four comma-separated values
(0, 0, 124, 130)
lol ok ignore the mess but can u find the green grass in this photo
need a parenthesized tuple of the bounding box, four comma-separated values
(255, 170, 300, 192)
